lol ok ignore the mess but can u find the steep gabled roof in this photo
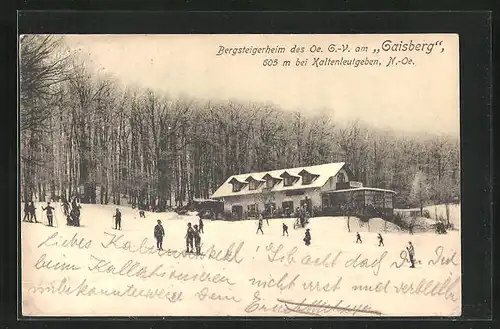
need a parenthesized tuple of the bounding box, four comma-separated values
(262, 173, 282, 180)
(228, 177, 248, 185)
(298, 168, 320, 177)
(245, 176, 266, 183)
(211, 162, 347, 198)
(280, 171, 301, 178)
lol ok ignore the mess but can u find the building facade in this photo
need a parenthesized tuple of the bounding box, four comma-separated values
(211, 162, 397, 220)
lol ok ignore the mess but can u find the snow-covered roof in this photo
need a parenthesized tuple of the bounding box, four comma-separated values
(211, 162, 347, 198)
(323, 187, 397, 194)
(245, 176, 266, 183)
(280, 171, 301, 178)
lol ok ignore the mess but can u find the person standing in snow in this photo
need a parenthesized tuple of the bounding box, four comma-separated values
(72, 206, 81, 227)
(256, 218, 264, 235)
(139, 210, 146, 218)
(303, 228, 311, 246)
(282, 223, 289, 236)
(22, 201, 30, 222)
(61, 197, 70, 216)
(193, 224, 202, 254)
(199, 217, 204, 234)
(71, 198, 78, 211)
(377, 233, 384, 247)
(154, 220, 165, 250)
(407, 241, 416, 268)
(28, 201, 38, 223)
(356, 232, 362, 244)
(113, 208, 122, 230)
(185, 222, 195, 253)
(42, 202, 55, 226)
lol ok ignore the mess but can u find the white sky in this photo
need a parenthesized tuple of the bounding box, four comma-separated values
(61, 34, 460, 136)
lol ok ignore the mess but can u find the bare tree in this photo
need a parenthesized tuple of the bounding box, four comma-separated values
(409, 170, 431, 216)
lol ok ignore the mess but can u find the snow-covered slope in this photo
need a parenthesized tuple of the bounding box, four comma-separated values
(21, 203, 461, 317)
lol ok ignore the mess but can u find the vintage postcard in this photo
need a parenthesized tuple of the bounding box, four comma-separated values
(19, 34, 461, 317)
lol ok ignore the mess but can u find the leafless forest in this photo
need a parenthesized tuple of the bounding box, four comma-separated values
(19, 35, 460, 211)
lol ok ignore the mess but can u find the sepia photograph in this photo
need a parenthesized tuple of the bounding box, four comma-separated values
(19, 34, 461, 317)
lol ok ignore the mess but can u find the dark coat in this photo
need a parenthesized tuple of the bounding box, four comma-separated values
(154, 224, 165, 238)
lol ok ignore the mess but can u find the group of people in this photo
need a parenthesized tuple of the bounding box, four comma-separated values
(62, 197, 82, 227)
(296, 205, 310, 228)
(153, 212, 420, 268)
(112, 206, 206, 254)
(355, 232, 385, 247)
(22, 200, 60, 227)
(152, 218, 204, 254)
(256, 218, 312, 246)
(22, 201, 39, 223)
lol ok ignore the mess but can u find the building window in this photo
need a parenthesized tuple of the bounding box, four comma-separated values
(284, 176, 295, 187)
(322, 196, 329, 208)
(302, 173, 312, 185)
(384, 193, 393, 208)
(337, 172, 346, 183)
(249, 180, 258, 190)
(266, 178, 274, 189)
(374, 192, 384, 208)
(232, 183, 242, 192)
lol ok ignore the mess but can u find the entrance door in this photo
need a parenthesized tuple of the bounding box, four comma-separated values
(300, 198, 313, 214)
(231, 205, 243, 220)
(282, 201, 294, 217)
(264, 203, 276, 217)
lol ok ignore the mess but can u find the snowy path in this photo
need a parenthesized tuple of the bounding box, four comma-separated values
(21, 203, 461, 317)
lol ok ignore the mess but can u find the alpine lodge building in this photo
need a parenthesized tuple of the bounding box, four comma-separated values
(210, 162, 397, 220)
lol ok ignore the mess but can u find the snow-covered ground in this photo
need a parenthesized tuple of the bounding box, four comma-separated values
(21, 203, 461, 317)
(395, 204, 461, 228)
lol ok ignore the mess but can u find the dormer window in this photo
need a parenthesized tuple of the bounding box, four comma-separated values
(229, 177, 247, 193)
(283, 176, 295, 187)
(280, 171, 299, 187)
(298, 169, 317, 185)
(262, 173, 280, 189)
(249, 180, 259, 190)
(337, 172, 346, 183)
(232, 182, 243, 192)
(245, 176, 264, 191)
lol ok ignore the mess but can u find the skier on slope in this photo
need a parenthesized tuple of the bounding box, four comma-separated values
(28, 201, 38, 223)
(42, 202, 55, 227)
(407, 241, 416, 268)
(113, 208, 122, 230)
(256, 218, 264, 235)
(377, 233, 384, 247)
(185, 223, 195, 253)
(356, 232, 363, 244)
(154, 220, 165, 251)
(22, 201, 30, 222)
(71, 197, 79, 212)
(71, 206, 81, 227)
(199, 217, 204, 234)
(61, 197, 70, 216)
(282, 223, 289, 236)
(303, 228, 311, 246)
(193, 224, 202, 255)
